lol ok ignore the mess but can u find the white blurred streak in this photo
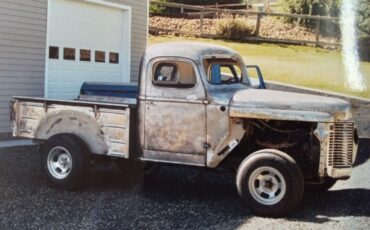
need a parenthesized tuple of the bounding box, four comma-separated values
(340, 0, 366, 91)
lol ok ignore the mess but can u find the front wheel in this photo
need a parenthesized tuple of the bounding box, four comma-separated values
(42, 134, 89, 190)
(236, 149, 304, 217)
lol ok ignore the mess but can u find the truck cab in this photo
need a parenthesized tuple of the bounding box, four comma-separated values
(138, 42, 260, 166)
(10, 42, 359, 217)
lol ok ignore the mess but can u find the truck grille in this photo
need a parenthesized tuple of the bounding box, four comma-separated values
(328, 122, 354, 168)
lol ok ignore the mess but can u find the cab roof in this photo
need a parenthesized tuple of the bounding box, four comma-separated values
(144, 41, 241, 63)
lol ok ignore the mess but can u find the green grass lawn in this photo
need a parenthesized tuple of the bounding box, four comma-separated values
(149, 35, 370, 99)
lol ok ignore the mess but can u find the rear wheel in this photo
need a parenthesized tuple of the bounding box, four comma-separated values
(236, 149, 304, 217)
(42, 134, 89, 190)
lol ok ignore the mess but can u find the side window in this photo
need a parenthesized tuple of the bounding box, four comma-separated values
(207, 63, 242, 85)
(153, 61, 197, 88)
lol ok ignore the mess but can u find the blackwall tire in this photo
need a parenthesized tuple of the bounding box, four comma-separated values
(236, 149, 304, 217)
(42, 134, 89, 190)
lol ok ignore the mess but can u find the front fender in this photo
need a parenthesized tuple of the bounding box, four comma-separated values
(229, 107, 334, 123)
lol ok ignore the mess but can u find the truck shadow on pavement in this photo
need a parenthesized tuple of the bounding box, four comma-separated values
(353, 138, 370, 167)
(86, 163, 370, 227)
(289, 188, 370, 224)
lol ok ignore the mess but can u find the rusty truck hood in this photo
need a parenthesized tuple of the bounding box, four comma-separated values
(229, 89, 352, 122)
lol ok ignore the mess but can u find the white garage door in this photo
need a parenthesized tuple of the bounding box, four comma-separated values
(46, 0, 131, 99)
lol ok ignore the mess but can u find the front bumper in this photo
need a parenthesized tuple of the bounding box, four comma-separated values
(315, 122, 358, 179)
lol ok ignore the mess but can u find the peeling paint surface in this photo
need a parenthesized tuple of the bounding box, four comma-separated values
(12, 97, 130, 158)
(230, 89, 352, 121)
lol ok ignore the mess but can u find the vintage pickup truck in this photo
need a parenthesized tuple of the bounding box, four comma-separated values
(10, 42, 358, 217)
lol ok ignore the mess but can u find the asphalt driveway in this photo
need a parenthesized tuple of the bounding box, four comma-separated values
(0, 140, 369, 229)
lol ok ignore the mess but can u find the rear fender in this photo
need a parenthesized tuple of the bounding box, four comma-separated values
(34, 110, 108, 154)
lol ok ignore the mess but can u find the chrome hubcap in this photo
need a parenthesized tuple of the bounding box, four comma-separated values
(248, 166, 286, 205)
(47, 146, 72, 179)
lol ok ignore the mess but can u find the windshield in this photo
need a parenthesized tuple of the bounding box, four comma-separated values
(203, 58, 250, 85)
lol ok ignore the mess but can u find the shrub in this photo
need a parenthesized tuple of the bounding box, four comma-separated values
(150, 0, 167, 13)
(150, 0, 243, 14)
(167, 0, 243, 5)
(217, 17, 255, 41)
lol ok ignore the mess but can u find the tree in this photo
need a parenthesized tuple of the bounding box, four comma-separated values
(357, 0, 370, 38)
(357, 0, 370, 60)
(280, 0, 341, 36)
(280, 0, 341, 21)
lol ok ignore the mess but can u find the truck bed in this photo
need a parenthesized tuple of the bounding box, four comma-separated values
(11, 96, 132, 158)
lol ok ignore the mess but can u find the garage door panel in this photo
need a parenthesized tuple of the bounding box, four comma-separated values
(47, 0, 129, 100)
(51, 22, 123, 46)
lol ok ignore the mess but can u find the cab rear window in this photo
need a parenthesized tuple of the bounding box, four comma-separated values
(153, 61, 197, 88)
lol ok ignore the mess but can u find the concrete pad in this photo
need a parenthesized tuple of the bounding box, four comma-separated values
(0, 139, 36, 148)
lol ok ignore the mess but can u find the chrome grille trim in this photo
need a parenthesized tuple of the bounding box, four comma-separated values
(327, 122, 354, 168)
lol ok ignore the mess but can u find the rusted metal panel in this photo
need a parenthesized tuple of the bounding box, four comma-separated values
(142, 149, 205, 166)
(97, 108, 130, 157)
(141, 56, 207, 164)
(230, 107, 334, 123)
(79, 95, 137, 106)
(144, 42, 239, 66)
(205, 105, 245, 168)
(314, 122, 358, 179)
(12, 97, 130, 158)
(144, 101, 206, 155)
(267, 81, 370, 138)
(207, 119, 245, 167)
(229, 89, 352, 122)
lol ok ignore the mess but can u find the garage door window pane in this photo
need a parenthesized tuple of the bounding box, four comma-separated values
(64, 48, 75, 60)
(80, 49, 91, 62)
(109, 52, 119, 64)
(49, 46, 59, 59)
(95, 51, 105, 63)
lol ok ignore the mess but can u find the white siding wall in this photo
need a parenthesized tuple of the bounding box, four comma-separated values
(0, 0, 48, 133)
(0, 0, 148, 133)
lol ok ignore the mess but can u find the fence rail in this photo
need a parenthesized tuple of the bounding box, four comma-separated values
(203, 3, 249, 10)
(150, 1, 340, 48)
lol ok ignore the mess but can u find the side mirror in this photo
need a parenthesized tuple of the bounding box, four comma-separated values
(246, 65, 266, 89)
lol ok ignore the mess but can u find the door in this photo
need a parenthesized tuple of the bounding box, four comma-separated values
(143, 58, 207, 166)
(46, 0, 131, 99)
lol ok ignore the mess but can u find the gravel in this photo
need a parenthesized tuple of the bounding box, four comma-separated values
(0, 140, 369, 229)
